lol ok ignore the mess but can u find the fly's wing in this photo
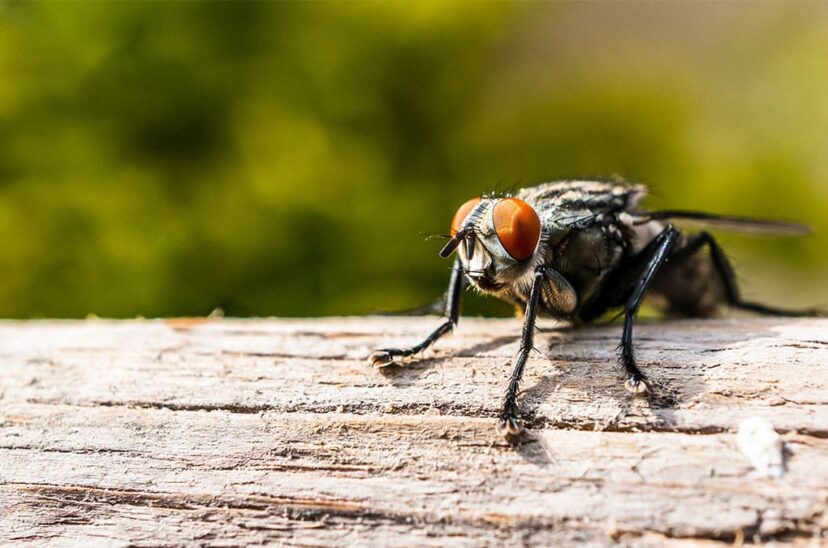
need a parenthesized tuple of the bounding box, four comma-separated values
(634, 210, 812, 236)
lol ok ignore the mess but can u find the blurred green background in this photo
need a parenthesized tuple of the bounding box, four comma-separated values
(0, 1, 826, 319)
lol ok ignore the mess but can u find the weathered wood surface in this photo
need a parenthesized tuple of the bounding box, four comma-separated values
(0, 317, 827, 546)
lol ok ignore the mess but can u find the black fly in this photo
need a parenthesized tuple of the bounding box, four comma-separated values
(369, 180, 821, 437)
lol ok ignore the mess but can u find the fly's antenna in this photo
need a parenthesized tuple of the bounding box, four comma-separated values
(439, 227, 479, 259)
(439, 230, 465, 257)
(465, 230, 477, 260)
(441, 199, 487, 258)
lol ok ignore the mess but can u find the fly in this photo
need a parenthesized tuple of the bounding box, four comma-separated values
(368, 180, 822, 437)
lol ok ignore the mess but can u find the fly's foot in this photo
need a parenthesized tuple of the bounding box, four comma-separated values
(368, 349, 412, 368)
(368, 350, 396, 368)
(624, 375, 652, 395)
(496, 413, 524, 438)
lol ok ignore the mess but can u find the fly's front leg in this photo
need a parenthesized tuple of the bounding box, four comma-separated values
(497, 265, 546, 437)
(620, 225, 678, 393)
(368, 258, 465, 367)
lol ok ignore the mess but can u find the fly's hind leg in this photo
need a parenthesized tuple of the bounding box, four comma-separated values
(678, 231, 824, 317)
(368, 258, 465, 367)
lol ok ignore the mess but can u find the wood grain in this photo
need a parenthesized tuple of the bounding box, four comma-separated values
(1, 317, 827, 546)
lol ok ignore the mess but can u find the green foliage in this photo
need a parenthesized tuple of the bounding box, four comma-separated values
(0, 1, 826, 318)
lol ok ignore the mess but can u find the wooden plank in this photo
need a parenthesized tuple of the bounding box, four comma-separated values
(0, 317, 827, 545)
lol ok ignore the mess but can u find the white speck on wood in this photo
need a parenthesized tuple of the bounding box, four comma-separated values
(737, 417, 785, 478)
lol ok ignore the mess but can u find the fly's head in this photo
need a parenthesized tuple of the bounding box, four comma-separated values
(440, 196, 542, 293)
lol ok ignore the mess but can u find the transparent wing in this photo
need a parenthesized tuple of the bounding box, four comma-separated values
(634, 210, 812, 236)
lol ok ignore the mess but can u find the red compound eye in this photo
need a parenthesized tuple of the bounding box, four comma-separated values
(492, 198, 541, 260)
(450, 197, 482, 236)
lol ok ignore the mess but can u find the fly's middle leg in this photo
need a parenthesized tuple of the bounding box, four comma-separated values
(368, 258, 465, 367)
(619, 225, 679, 393)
